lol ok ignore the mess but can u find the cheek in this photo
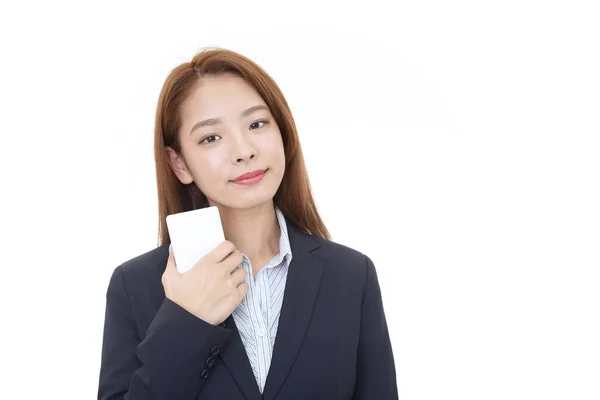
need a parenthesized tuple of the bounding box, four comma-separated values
(187, 150, 227, 187)
(203, 155, 223, 172)
(263, 132, 286, 164)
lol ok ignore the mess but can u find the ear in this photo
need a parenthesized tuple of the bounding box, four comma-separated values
(165, 146, 194, 184)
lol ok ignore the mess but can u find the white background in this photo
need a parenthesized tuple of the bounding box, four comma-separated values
(1, 0, 599, 399)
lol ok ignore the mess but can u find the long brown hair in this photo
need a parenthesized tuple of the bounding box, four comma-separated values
(154, 47, 331, 246)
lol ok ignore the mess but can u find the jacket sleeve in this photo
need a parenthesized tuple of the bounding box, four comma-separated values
(98, 265, 233, 400)
(352, 255, 399, 400)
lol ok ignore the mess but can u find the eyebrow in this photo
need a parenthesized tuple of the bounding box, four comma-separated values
(189, 104, 270, 135)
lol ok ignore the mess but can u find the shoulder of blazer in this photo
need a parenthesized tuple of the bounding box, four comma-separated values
(116, 244, 170, 287)
(305, 233, 372, 283)
(312, 234, 367, 261)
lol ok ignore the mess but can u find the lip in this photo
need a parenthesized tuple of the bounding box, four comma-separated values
(231, 169, 267, 184)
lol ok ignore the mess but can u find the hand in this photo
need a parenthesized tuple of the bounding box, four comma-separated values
(162, 240, 248, 325)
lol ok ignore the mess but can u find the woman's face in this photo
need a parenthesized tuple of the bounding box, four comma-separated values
(167, 73, 286, 210)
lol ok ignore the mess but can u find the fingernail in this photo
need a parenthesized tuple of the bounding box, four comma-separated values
(169, 244, 172, 252)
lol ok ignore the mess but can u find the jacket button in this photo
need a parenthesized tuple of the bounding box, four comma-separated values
(200, 368, 210, 379)
(210, 345, 220, 356)
(205, 356, 215, 368)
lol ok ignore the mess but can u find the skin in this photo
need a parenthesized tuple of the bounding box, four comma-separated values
(165, 73, 286, 279)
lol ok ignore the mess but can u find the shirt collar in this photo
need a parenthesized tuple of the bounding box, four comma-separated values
(275, 205, 292, 263)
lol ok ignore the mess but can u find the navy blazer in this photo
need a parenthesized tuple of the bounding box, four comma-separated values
(98, 218, 398, 400)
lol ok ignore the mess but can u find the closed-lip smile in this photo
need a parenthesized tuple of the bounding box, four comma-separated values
(231, 169, 267, 183)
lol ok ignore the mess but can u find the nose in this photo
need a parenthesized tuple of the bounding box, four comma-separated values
(230, 131, 257, 164)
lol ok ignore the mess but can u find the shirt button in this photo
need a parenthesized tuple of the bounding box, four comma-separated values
(257, 328, 265, 337)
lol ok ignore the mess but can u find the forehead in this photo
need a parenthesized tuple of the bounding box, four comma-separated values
(186, 73, 264, 111)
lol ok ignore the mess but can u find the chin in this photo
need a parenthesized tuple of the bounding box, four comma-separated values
(237, 193, 276, 209)
(206, 186, 271, 210)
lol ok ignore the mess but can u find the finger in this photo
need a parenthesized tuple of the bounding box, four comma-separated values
(205, 240, 237, 264)
(220, 250, 244, 273)
(230, 266, 247, 286)
(236, 282, 249, 299)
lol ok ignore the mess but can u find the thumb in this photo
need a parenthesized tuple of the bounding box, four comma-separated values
(164, 244, 179, 277)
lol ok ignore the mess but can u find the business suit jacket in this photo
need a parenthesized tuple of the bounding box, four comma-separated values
(98, 218, 398, 400)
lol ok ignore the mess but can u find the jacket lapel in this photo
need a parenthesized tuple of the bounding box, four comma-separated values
(262, 219, 326, 400)
(219, 314, 264, 400)
(218, 218, 326, 400)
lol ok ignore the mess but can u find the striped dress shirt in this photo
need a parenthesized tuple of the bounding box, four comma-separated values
(231, 206, 293, 394)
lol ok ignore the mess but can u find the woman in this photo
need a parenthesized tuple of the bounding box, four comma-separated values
(98, 47, 398, 400)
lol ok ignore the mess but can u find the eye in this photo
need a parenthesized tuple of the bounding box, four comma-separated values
(250, 120, 268, 130)
(200, 135, 221, 145)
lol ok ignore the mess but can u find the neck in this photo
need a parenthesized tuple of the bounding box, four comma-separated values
(215, 201, 281, 263)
